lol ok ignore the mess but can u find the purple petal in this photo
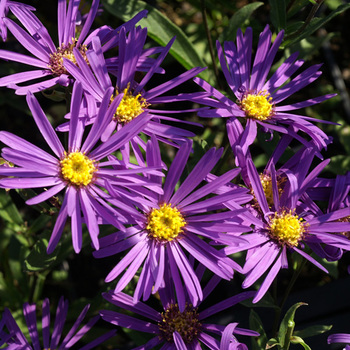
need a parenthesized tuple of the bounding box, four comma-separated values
(173, 331, 187, 350)
(100, 309, 158, 333)
(179, 235, 233, 279)
(170, 243, 203, 306)
(77, 0, 99, 45)
(26, 92, 65, 157)
(105, 240, 148, 283)
(0, 69, 51, 86)
(4, 18, 50, 62)
(167, 245, 186, 312)
(26, 182, 66, 205)
(0, 176, 61, 189)
(103, 291, 160, 321)
(0, 131, 57, 164)
(253, 253, 283, 303)
(199, 291, 256, 320)
(23, 303, 41, 350)
(50, 297, 69, 350)
(161, 140, 192, 203)
(249, 25, 272, 91)
(170, 147, 223, 205)
(14, 76, 60, 95)
(114, 244, 148, 293)
(293, 246, 328, 273)
(47, 195, 68, 254)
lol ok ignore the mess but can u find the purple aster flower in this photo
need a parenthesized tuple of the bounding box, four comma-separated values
(0, 0, 35, 42)
(0, 0, 147, 94)
(60, 27, 206, 152)
(306, 172, 350, 262)
(93, 136, 252, 309)
(0, 82, 155, 253)
(194, 25, 336, 153)
(328, 333, 350, 350)
(100, 273, 258, 350)
(0, 297, 116, 350)
(225, 151, 350, 303)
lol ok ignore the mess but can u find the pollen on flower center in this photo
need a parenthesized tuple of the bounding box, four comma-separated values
(241, 91, 273, 121)
(336, 216, 350, 239)
(112, 85, 149, 124)
(48, 39, 88, 77)
(158, 303, 201, 343)
(60, 152, 96, 187)
(260, 173, 274, 206)
(146, 203, 186, 242)
(268, 210, 306, 246)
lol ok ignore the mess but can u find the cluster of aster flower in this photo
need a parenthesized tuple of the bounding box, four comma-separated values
(0, 0, 349, 349)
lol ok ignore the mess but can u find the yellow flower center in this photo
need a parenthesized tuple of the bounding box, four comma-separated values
(250, 173, 285, 209)
(158, 303, 201, 343)
(336, 216, 350, 239)
(60, 152, 96, 187)
(269, 210, 306, 246)
(241, 92, 273, 120)
(112, 85, 149, 124)
(146, 203, 186, 242)
(48, 38, 88, 77)
(260, 173, 274, 206)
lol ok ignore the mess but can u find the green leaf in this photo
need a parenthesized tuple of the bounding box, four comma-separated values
(326, 155, 350, 175)
(220, 2, 264, 42)
(338, 123, 350, 155)
(310, 254, 338, 279)
(249, 310, 268, 350)
(278, 302, 307, 346)
(269, 0, 287, 31)
(41, 89, 66, 102)
(24, 229, 91, 272)
(290, 336, 312, 350)
(102, 0, 208, 80)
(24, 233, 58, 272)
(288, 33, 334, 61)
(294, 324, 333, 339)
(285, 21, 304, 35)
(266, 337, 282, 349)
(0, 189, 23, 225)
(284, 3, 350, 47)
(325, 0, 343, 10)
(287, 0, 314, 18)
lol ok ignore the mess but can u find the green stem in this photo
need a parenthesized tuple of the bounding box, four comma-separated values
(284, 320, 295, 350)
(30, 272, 48, 303)
(65, 86, 72, 113)
(286, 0, 297, 12)
(200, 0, 222, 89)
(284, 0, 324, 40)
(272, 259, 306, 336)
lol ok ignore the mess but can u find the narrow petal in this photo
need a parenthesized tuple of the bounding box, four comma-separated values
(26, 92, 65, 157)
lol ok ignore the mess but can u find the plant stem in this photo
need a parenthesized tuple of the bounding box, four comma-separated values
(200, 0, 222, 89)
(272, 259, 306, 336)
(285, 0, 324, 40)
(284, 320, 295, 350)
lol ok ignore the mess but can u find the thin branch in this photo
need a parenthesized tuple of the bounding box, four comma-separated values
(200, 0, 222, 88)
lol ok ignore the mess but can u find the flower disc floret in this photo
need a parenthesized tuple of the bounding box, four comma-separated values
(146, 203, 186, 242)
(60, 152, 96, 187)
(336, 216, 350, 239)
(112, 85, 149, 124)
(49, 39, 88, 77)
(241, 91, 273, 121)
(269, 210, 306, 246)
(158, 303, 201, 343)
(260, 173, 274, 205)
